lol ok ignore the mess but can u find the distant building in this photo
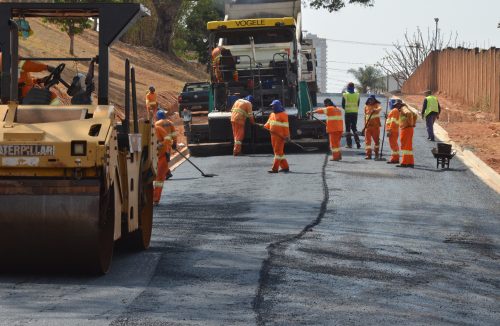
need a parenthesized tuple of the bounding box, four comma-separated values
(304, 32, 327, 93)
(385, 75, 400, 93)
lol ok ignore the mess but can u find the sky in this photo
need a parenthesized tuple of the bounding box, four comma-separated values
(302, 0, 500, 92)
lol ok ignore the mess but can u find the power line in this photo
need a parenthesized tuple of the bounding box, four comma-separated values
(326, 60, 376, 65)
(325, 38, 393, 47)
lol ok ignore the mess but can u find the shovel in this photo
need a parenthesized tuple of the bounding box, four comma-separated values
(173, 147, 217, 177)
(256, 124, 318, 152)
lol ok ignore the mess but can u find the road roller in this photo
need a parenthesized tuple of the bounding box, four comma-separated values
(0, 3, 156, 273)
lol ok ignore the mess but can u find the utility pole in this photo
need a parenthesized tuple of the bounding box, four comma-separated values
(433, 18, 439, 93)
(434, 18, 439, 51)
(415, 42, 420, 68)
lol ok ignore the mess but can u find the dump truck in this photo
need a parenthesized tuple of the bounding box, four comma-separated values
(0, 2, 156, 274)
(186, 0, 327, 156)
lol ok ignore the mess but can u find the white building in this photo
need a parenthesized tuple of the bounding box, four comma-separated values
(304, 33, 328, 93)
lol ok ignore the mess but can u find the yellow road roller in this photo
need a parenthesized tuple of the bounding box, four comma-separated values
(0, 3, 156, 273)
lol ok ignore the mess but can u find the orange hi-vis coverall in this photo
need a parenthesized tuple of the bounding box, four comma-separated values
(364, 104, 382, 158)
(18, 59, 50, 98)
(314, 105, 344, 161)
(1, 53, 52, 100)
(146, 91, 158, 120)
(211, 46, 238, 83)
(399, 107, 418, 165)
(211, 47, 223, 83)
(386, 107, 401, 163)
(264, 111, 290, 172)
(230, 99, 255, 156)
(153, 118, 177, 204)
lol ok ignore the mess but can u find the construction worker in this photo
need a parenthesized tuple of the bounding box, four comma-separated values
(398, 102, 418, 168)
(422, 90, 441, 141)
(211, 46, 238, 83)
(263, 100, 290, 173)
(342, 82, 361, 149)
(153, 110, 177, 205)
(310, 98, 344, 161)
(0, 52, 55, 102)
(363, 95, 382, 160)
(231, 95, 255, 156)
(146, 86, 158, 120)
(386, 99, 402, 164)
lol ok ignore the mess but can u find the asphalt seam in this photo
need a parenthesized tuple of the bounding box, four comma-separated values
(252, 153, 330, 326)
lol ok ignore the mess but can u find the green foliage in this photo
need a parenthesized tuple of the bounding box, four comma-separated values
(308, 0, 374, 12)
(120, 0, 157, 48)
(42, 0, 93, 55)
(348, 65, 386, 93)
(173, 0, 223, 63)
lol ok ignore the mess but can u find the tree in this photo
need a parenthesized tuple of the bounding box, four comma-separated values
(42, 0, 95, 55)
(348, 65, 385, 93)
(173, 0, 224, 63)
(376, 27, 458, 88)
(308, 0, 374, 12)
(152, 0, 183, 53)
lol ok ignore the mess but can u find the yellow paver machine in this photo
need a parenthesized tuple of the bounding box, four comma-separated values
(0, 2, 157, 273)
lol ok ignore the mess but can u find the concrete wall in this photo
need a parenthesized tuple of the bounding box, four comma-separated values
(402, 48, 500, 120)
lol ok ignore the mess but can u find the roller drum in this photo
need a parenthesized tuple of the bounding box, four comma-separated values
(0, 179, 114, 273)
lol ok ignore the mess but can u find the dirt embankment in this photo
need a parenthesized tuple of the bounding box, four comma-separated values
(402, 94, 500, 173)
(20, 19, 210, 145)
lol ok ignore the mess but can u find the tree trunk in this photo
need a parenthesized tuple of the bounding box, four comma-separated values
(152, 0, 182, 53)
(69, 33, 75, 56)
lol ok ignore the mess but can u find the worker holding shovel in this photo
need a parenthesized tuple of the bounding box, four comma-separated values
(398, 102, 418, 168)
(309, 98, 344, 161)
(363, 95, 382, 160)
(153, 110, 177, 205)
(262, 100, 290, 173)
(230, 95, 255, 156)
(386, 100, 402, 164)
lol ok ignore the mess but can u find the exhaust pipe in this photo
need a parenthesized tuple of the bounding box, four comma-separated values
(131, 67, 139, 133)
(124, 59, 131, 135)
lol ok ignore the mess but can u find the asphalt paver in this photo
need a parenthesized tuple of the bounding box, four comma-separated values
(0, 106, 499, 326)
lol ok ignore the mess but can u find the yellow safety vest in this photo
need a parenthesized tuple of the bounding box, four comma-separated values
(424, 95, 439, 117)
(343, 92, 360, 114)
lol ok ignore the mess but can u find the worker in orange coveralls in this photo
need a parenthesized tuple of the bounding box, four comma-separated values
(397, 102, 418, 168)
(211, 46, 238, 83)
(231, 95, 255, 156)
(153, 110, 177, 205)
(310, 98, 344, 161)
(262, 100, 290, 173)
(386, 99, 402, 164)
(363, 95, 382, 160)
(145, 85, 158, 120)
(0, 53, 54, 100)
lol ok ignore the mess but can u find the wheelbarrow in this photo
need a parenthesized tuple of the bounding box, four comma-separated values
(431, 142, 456, 169)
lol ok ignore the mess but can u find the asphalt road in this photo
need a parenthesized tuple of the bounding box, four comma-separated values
(1, 110, 499, 325)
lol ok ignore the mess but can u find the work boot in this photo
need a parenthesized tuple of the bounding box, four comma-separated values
(365, 155, 372, 160)
(279, 168, 290, 173)
(345, 145, 352, 149)
(396, 164, 408, 168)
(387, 161, 399, 164)
(268, 169, 278, 174)
(356, 142, 361, 149)
(166, 172, 173, 180)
